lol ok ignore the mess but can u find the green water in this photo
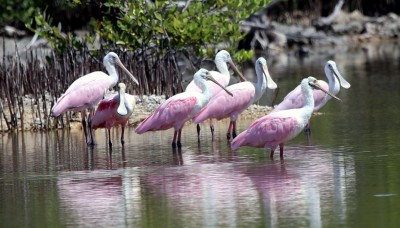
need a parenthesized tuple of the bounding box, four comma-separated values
(1, 42, 400, 227)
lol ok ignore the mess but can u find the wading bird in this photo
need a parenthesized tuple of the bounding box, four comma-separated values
(273, 60, 350, 134)
(51, 52, 139, 145)
(135, 68, 233, 148)
(185, 50, 246, 141)
(231, 76, 341, 159)
(92, 83, 136, 147)
(193, 57, 277, 141)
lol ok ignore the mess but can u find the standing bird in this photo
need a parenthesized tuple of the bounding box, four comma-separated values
(193, 57, 277, 141)
(185, 50, 246, 141)
(135, 69, 233, 148)
(51, 52, 139, 145)
(92, 83, 136, 147)
(273, 60, 350, 134)
(231, 76, 341, 159)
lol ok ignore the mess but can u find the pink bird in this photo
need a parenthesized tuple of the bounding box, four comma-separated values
(231, 76, 341, 159)
(185, 50, 246, 141)
(273, 60, 350, 134)
(51, 52, 139, 145)
(193, 57, 277, 141)
(135, 68, 233, 148)
(92, 83, 136, 147)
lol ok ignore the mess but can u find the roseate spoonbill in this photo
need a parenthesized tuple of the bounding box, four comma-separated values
(185, 50, 246, 141)
(51, 52, 139, 145)
(135, 68, 233, 148)
(231, 76, 341, 159)
(273, 60, 350, 134)
(193, 57, 277, 141)
(92, 83, 136, 147)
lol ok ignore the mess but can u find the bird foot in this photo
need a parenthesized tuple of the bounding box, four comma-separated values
(226, 132, 231, 140)
(177, 141, 182, 148)
(87, 140, 96, 146)
(304, 127, 311, 136)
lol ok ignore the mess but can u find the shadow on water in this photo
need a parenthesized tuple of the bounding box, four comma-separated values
(2, 42, 400, 227)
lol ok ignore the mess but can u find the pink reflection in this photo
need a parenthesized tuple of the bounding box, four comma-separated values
(57, 171, 126, 227)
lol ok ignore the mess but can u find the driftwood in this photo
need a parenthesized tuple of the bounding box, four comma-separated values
(314, 0, 344, 27)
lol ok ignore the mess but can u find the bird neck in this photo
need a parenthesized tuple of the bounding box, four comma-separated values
(253, 65, 268, 102)
(215, 58, 230, 78)
(105, 62, 119, 87)
(194, 78, 212, 107)
(301, 82, 315, 115)
(117, 89, 128, 115)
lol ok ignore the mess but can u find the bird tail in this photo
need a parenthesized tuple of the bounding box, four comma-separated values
(230, 130, 247, 150)
(135, 114, 154, 134)
(51, 98, 65, 117)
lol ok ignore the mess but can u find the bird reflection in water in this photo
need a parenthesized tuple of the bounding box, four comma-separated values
(172, 146, 183, 165)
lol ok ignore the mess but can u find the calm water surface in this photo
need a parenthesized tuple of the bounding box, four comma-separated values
(2, 42, 400, 227)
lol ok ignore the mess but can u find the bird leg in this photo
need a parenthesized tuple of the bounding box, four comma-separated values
(88, 110, 96, 146)
(232, 121, 237, 139)
(81, 112, 89, 144)
(210, 119, 215, 141)
(121, 126, 125, 145)
(197, 124, 201, 142)
(172, 130, 178, 148)
(279, 143, 284, 159)
(304, 121, 311, 136)
(269, 150, 275, 159)
(107, 129, 113, 148)
(227, 121, 234, 140)
(177, 129, 182, 148)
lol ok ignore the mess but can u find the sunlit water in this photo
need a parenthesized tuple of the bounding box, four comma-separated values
(2, 42, 400, 227)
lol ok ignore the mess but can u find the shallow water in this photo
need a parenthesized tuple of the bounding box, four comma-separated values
(2, 42, 400, 227)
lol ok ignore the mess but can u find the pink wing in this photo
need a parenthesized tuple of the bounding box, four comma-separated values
(273, 80, 329, 112)
(92, 94, 119, 129)
(135, 94, 198, 133)
(193, 82, 255, 123)
(185, 71, 228, 95)
(51, 72, 111, 116)
(231, 114, 298, 150)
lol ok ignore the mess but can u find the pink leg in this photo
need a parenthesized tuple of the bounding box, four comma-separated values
(279, 143, 284, 158)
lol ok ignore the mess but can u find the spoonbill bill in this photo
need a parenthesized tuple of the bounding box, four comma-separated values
(185, 50, 246, 141)
(231, 76, 341, 159)
(135, 68, 233, 148)
(51, 52, 139, 145)
(193, 57, 277, 141)
(92, 83, 136, 147)
(273, 60, 350, 134)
